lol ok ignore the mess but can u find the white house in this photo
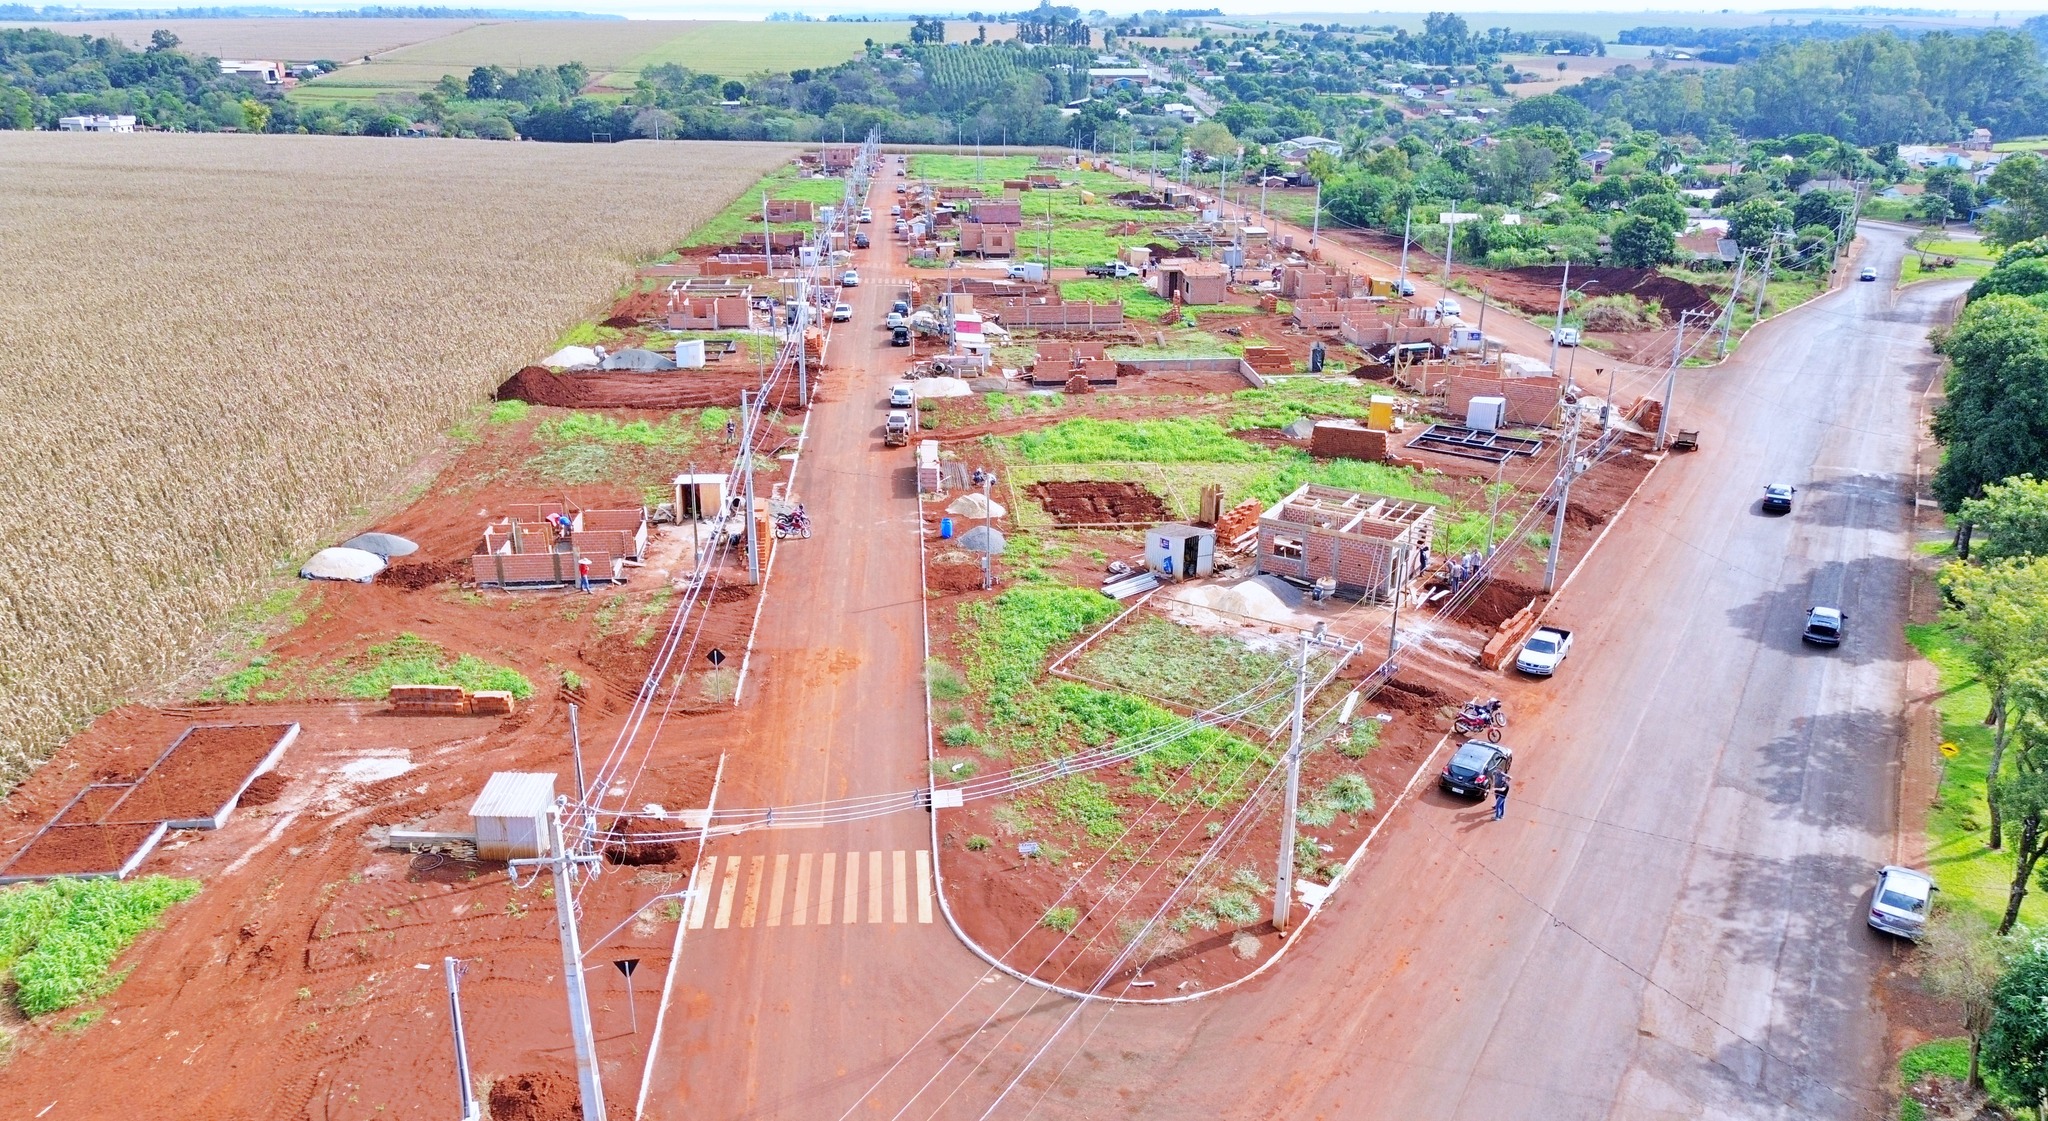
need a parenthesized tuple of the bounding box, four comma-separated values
(1275, 135, 1343, 159)
(219, 59, 292, 87)
(1161, 102, 1200, 122)
(56, 114, 136, 133)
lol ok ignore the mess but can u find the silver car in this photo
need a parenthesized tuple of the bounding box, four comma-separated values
(1869, 865, 1934, 940)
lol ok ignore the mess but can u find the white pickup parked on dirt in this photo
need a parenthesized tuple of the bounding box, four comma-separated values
(1515, 626, 1573, 677)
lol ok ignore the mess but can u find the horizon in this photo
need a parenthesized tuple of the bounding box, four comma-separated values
(17, 2, 2048, 20)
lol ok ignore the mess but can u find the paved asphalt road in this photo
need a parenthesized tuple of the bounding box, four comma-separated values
(645, 217, 1965, 1120)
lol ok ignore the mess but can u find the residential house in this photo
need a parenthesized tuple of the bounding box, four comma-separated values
(56, 114, 135, 132)
(219, 59, 292, 87)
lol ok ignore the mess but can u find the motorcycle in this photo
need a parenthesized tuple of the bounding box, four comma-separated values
(773, 508, 812, 539)
(1454, 698, 1506, 742)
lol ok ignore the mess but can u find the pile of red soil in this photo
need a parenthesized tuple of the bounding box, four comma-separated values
(7, 823, 159, 876)
(489, 1071, 580, 1121)
(237, 772, 290, 807)
(600, 314, 639, 329)
(1377, 676, 1456, 716)
(378, 560, 467, 590)
(1026, 481, 1169, 525)
(496, 365, 801, 412)
(1497, 265, 1718, 320)
(107, 725, 291, 823)
(1458, 580, 1543, 631)
(927, 562, 985, 595)
(603, 815, 680, 866)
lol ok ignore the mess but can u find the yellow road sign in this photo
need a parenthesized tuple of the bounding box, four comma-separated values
(1940, 741, 1959, 758)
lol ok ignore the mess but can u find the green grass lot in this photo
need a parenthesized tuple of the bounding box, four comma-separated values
(1901, 237, 1996, 286)
(682, 169, 844, 248)
(0, 876, 200, 1019)
(291, 18, 892, 104)
(1060, 278, 1173, 319)
(1904, 623, 2048, 931)
(909, 154, 1188, 267)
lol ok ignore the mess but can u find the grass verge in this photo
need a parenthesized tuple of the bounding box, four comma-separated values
(0, 876, 201, 1018)
(1904, 623, 2048, 929)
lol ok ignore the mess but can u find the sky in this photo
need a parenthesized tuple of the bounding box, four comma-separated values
(486, 2, 2048, 16)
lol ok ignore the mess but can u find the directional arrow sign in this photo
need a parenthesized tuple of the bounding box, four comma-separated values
(706, 648, 726, 667)
(613, 958, 639, 978)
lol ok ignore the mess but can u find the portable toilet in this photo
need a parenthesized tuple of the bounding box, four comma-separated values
(1146, 523, 1216, 580)
(1468, 396, 1508, 433)
(469, 772, 557, 861)
(1367, 395, 1397, 432)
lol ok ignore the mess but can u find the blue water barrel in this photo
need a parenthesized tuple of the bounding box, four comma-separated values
(940, 517, 954, 539)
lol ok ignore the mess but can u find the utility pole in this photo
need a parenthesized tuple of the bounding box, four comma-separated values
(1272, 629, 1311, 931)
(1441, 203, 1457, 285)
(761, 192, 772, 278)
(1718, 250, 1748, 357)
(1309, 177, 1321, 250)
(1548, 257, 1572, 372)
(509, 805, 608, 1121)
(1751, 231, 1779, 320)
(795, 279, 809, 408)
(740, 388, 759, 585)
(1542, 403, 1582, 594)
(1654, 312, 1695, 452)
(979, 473, 995, 590)
(1397, 205, 1412, 291)
(444, 957, 481, 1121)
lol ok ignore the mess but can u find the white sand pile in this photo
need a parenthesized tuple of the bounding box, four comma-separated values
(913, 376, 974, 398)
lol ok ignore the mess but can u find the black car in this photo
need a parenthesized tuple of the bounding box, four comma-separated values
(1803, 606, 1846, 646)
(1762, 483, 1796, 514)
(891, 325, 911, 347)
(1440, 740, 1513, 798)
(854, 232, 870, 249)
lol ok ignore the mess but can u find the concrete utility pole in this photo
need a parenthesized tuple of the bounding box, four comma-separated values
(1309, 177, 1321, 250)
(1752, 231, 1780, 320)
(795, 279, 809, 409)
(1272, 629, 1311, 931)
(1397, 205, 1413, 291)
(1441, 203, 1458, 285)
(1654, 312, 1704, 452)
(1543, 403, 1582, 595)
(444, 957, 481, 1121)
(762, 192, 772, 278)
(979, 474, 995, 591)
(509, 805, 607, 1121)
(1548, 257, 1572, 372)
(740, 388, 759, 585)
(1718, 250, 1748, 357)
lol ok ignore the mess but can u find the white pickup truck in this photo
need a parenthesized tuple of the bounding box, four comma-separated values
(1515, 626, 1573, 677)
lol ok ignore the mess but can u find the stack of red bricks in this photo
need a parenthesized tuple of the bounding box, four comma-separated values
(1214, 499, 1265, 547)
(1241, 346, 1295, 375)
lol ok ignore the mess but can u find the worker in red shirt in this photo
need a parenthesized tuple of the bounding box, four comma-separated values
(577, 555, 592, 594)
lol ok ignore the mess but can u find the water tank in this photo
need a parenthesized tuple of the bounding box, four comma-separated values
(1467, 396, 1507, 433)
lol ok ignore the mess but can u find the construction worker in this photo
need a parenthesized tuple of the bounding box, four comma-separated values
(576, 555, 592, 594)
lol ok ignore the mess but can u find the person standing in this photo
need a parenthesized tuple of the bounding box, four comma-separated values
(576, 554, 592, 594)
(1492, 771, 1511, 821)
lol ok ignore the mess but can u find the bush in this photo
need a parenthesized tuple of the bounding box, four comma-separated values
(1041, 906, 1079, 933)
(941, 723, 984, 747)
(1339, 719, 1380, 759)
(1576, 294, 1661, 332)
(1206, 889, 1260, 925)
(965, 835, 992, 851)
(927, 659, 969, 700)
(1325, 774, 1376, 814)
(3, 877, 201, 1017)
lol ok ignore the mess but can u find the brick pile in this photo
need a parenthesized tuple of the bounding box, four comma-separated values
(388, 685, 518, 717)
(1241, 346, 1294, 375)
(1214, 499, 1264, 545)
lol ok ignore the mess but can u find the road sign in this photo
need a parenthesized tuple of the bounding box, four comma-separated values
(613, 958, 639, 978)
(1940, 741, 1959, 758)
(616, 958, 641, 1034)
(706, 648, 726, 667)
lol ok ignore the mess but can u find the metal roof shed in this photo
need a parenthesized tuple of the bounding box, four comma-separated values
(469, 772, 557, 861)
(1146, 523, 1215, 579)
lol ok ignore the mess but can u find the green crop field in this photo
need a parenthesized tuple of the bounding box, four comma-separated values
(293, 19, 896, 104)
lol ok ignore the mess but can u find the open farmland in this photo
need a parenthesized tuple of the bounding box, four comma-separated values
(292, 18, 905, 103)
(0, 16, 479, 59)
(0, 131, 795, 787)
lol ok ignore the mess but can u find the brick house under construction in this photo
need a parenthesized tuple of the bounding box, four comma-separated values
(1254, 484, 1436, 601)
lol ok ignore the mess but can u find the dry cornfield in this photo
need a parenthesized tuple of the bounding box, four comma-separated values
(0, 132, 796, 786)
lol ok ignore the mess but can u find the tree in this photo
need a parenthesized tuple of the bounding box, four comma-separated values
(1183, 119, 1235, 160)
(721, 80, 746, 102)
(1504, 92, 1590, 131)
(1939, 556, 2048, 847)
(238, 98, 270, 134)
(1627, 191, 1687, 234)
(1914, 193, 1957, 227)
(1932, 296, 2048, 516)
(1981, 936, 2048, 1111)
(1921, 909, 2008, 1089)
(1611, 214, 1677, 267)
(1985, 153, 2048, 247)
(466, 65, 504, 101)
(1969, 257, 2048, 301)
(1959, 475, 2048, 560)
(1792, 188, 1852, 234)
(148, 29, 179, 52)
(1996, 669, 2048, 933)
(1725, 197, 1787, 251)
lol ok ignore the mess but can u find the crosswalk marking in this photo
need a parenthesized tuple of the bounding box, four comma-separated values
(701, 849, 937, 932)
(767, 854, 789, 927)
(793, 853, 813, 926)
(739, 855, 764, 928)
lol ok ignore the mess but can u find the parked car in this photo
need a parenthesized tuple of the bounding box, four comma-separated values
(840, 269, 860, 287)
(1803, 605, 1846, 646)
(1439, 740, 1512, 798)
(1007, 262, 1048, 282)
(1762, 483, 1796, 514)
(1395, 278, 1416, 297)
(1859, 267, 1878, 282)
(891, 325, 912, 347)
(890, 205, 902, 217)
(888, 383, 915, 407)
(1514, 627, 1573, 677)
(1551, 326, 1580, 347)
(853, 232, 870, 249)
(886, 311, 906, 329)
(1086, 261, 1139, 279)
(831, 303, 852, 322)
(1434, 296, 1463, 318)
(1869, 865, 1934, 940)
(859, 208, 873, 223)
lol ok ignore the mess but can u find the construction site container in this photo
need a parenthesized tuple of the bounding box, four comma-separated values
(673, 474, 728, 520)
(1468, 396, 1508, 433)
(470, 772, 557, 861)
(1146, 524, 1215, 579)
(675, 339, 706, 368)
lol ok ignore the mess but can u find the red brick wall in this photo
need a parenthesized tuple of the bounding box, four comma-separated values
(1310, 423, 1389, 460)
